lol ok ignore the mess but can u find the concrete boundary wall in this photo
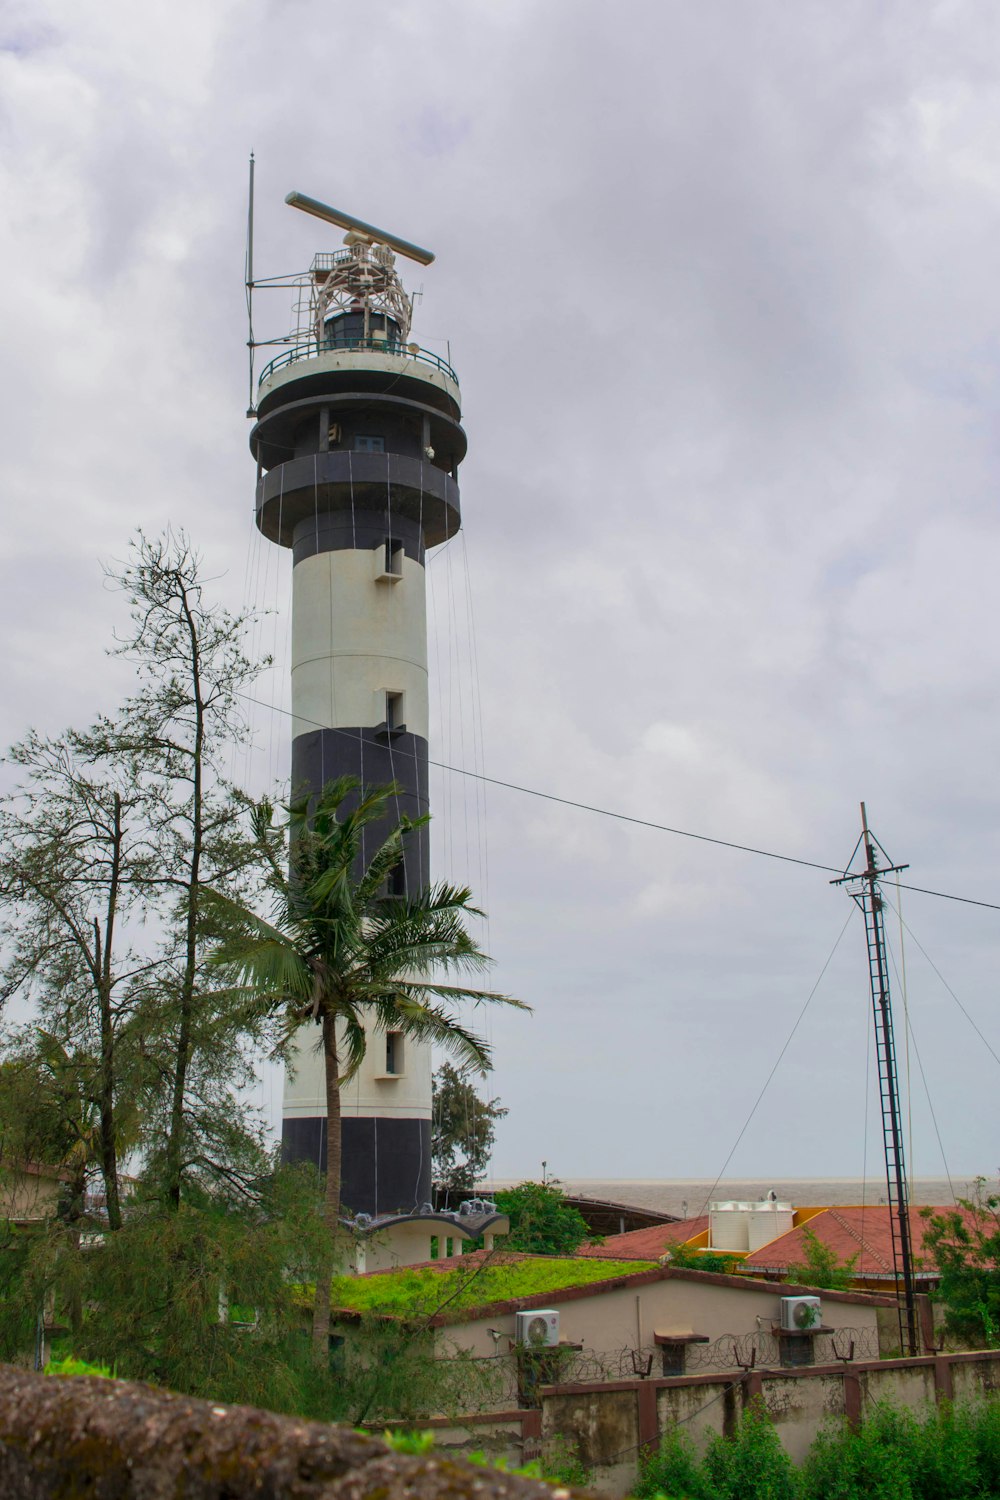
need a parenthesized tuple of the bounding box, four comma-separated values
(538, 1349, 1000, 1493)
(0, 1364, 574, 1500)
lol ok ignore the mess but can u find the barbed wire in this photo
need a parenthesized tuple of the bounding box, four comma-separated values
(421, 1324, 882, 1418)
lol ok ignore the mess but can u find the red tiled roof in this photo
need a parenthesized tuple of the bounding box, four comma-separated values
(578, 1216, 710, 1261)
(742, 1206, 969, 1279)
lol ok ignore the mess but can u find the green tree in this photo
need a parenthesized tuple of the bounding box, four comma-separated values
(495, 1181, 590, 1256)
(922, 1178, 1000, 1346)
(208, 776, 528, 1363)
(786, 1224, 859, 1291)
(0, 732, 160, 1228)
(105, 533, 269, 1208)
(0, 532, 273, 1217)
(432, 1063, 507, 1203)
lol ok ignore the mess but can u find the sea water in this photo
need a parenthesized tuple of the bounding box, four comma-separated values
(481, 1175, 987, 1218)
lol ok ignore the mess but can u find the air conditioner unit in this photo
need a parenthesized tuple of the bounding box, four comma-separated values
(780, 1296, 822, 1332)
(515, 1310, 560, 1347)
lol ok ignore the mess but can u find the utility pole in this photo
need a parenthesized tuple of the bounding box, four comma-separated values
(833, 803, 918, 1356)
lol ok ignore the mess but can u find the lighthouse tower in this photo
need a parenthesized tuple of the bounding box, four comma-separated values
(249, 195, 465, 1216)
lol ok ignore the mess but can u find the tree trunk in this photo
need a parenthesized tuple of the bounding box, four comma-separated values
(97, 793, 123, 1232)
(311, 1012, 342, 1366)
(164, 585, 205, 1211)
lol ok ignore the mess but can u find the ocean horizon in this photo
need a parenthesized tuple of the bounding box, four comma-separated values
(479, 1175, 989, 1219)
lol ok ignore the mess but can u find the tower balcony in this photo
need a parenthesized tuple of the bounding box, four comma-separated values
(255, 449, 461, 551)
(257, 338, 461, 417)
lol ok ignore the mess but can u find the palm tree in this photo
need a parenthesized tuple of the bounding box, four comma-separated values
(208, 776, 528, 1361)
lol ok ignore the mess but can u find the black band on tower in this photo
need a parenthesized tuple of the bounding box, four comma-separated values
(291, 511, 425, 566)
(282, 1116, 432, 1217)
(291, 728, 430, 891)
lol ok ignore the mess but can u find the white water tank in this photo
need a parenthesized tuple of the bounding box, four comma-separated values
(709, 1201, 753, 1251)
(747, 1202, 794, 1251)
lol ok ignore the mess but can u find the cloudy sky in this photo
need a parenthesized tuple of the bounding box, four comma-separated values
(3, 0, 1000, 1190)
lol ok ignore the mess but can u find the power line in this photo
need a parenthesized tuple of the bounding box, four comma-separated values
(883, 898, 1000, 1074)
(236, 691, 1000, 913)
(895, 882, 1000, 914)
(235, 692, 842, 876)
(696, 909, 857, 1217)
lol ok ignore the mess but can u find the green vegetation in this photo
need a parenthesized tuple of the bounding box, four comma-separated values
(328, 1255, 656, 1317)
(663, 1241, 739, 1275)
(633, 1399, 1000, 1500)
(45, 1355, 113, 1378)
(494, 1181, 591, 1255)
(922, 1179, 1000, 1347)
(0, 533, 274, 1223)
(210, 776, 527, 1361)
(0, 535, 527, 1424)
(469, 1438, 592, 1487)
(432, 1063, 507, 1202)
(635, 1401, 794, 1500)
(384, 1432, 591, 1487)
(785, 1225, 859, 1291)
(381, 1430, 437, 1456)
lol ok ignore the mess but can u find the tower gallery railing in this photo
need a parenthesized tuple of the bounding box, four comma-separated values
(258, 337, 459, 388)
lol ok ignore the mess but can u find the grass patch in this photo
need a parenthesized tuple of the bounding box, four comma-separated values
(325, 1256, 656, 1317)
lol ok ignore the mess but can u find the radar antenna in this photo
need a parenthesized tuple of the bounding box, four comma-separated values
(285, 192, 435, 266)
(285, 190, 433, 347)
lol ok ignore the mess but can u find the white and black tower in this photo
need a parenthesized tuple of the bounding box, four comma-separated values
(248, 193, 465, 1215)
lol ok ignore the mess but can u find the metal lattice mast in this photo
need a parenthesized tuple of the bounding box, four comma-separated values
(833, 803, 918, 1356)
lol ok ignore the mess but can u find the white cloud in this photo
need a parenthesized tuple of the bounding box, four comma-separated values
(2, 0, 1000, 1185)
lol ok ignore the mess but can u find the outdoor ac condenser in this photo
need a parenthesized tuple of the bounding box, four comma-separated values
(515, 1310, 560, 1347)
(780, 1295, 822, 1331)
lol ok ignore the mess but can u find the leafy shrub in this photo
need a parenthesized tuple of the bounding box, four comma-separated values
(785, 1226, 859, 1291)
(799, 1400, 1000, 1500)
(494, 1182, 591, 1255)
(969, 1398, 1000, 1494)
(664, 1242, 740, 1276)
(633, 1424, 715, 1499)
(799, 1402, 918, 1500)
(705, 1400, 797, 1500)
(921, 1181, 1000, 1347)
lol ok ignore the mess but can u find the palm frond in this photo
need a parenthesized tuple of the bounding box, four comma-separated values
(366, 994, 493, 1072)
(339, 1011, 367, 1082)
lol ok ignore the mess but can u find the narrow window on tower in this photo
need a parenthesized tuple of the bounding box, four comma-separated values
(354, 435, 385, 453)
(373, 537, 403, 584)
(385, 1031, 404, 1075)
(385, 691, 404, 731)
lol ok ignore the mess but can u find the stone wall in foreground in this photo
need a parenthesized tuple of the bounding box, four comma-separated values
(0, 1364, 577, 1500)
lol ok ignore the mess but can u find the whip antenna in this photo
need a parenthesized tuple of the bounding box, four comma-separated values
(245, 152, 256, 416)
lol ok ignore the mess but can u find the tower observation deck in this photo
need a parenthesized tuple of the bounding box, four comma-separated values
(249, 208, 466, 1215)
